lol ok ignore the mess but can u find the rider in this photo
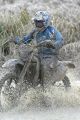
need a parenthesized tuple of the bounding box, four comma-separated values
(15, 11, 64, 87)
(16, 11, 64, 53)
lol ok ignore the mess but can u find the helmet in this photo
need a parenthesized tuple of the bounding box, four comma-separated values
(33, 11, 51, 28)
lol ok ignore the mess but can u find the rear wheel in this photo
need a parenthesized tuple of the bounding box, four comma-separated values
(52, 75, 71, 90)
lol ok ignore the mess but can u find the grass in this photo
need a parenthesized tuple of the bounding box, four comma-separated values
(0, 1, 80, 45)
(0, 8, 31, 45)
(52, 12, 80, 44)
(52, 11, 80, 60)
(0, 1, 80, 60)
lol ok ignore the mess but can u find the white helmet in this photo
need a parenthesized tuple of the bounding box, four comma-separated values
(33, 11, 51, 28)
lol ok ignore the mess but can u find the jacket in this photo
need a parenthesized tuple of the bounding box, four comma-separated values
(16, 26, 64, 56)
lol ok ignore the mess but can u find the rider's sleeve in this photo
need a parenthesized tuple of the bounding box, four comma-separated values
(23, 34, 32, 44)
(54, 27, 64, 49)
(15, 30, 35, 44)
(23, 29, 35, 44)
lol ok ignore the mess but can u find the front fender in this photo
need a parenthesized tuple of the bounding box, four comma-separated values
(2, 59, 24, 69)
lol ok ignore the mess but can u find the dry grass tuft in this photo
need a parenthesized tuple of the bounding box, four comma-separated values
(0, 8, 31, 44)
(52, 12, 80, 44)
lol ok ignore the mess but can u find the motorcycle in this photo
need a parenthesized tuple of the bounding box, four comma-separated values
(0, 40, 75, 110)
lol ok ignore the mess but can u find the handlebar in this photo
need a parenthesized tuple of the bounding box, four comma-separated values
(28, 40, 55, 50)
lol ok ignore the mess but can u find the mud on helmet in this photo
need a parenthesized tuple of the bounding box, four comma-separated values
(33, 11, 51, 28)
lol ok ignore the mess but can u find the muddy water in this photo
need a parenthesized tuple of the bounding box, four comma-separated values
(0, 71, 80, 120)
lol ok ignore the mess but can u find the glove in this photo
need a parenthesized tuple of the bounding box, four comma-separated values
(46, 41, 55, 48)
(8, 36, 20, 44)
(14, 36, 20, 44)
(44, 40, 55, 49)
(37, 40, 55, 49)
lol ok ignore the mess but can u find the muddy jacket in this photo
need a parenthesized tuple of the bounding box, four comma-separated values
(16, 26, 64, 56)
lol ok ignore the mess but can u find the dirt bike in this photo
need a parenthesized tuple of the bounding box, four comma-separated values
(0, 39, 73, 90)
(0, 40, 75, 110)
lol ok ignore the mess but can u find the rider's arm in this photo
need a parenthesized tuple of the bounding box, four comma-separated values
(23, 34, 32, 44)
(15, 29, 35, 44)
(49, 26, 64, 49)
(23, 29, 36, 44)
(54, 27, 64, 49)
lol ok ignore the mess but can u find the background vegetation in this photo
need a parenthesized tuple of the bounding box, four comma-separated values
(0, 0, 80, 60)
(0, 0, 80, 43)
(0, 8, 30, 45)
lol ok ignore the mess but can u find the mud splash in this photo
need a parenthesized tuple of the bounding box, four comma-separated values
(0, 71, 80, 120)
(0, 84, 80, 120)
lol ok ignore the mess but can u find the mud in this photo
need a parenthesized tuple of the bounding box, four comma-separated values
(0, 69, 80, 120)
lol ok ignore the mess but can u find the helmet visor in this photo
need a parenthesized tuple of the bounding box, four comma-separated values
(34, 20, 45, 28)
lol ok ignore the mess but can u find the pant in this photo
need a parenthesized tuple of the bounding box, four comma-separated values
(39, 54, 58, 87)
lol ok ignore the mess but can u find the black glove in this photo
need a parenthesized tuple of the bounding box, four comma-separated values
(45, 42, 54, 48)
(44, 40, 55, 49)
(38, 40, 55, 48)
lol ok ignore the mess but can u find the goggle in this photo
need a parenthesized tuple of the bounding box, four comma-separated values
(34, 20, 45, 28)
